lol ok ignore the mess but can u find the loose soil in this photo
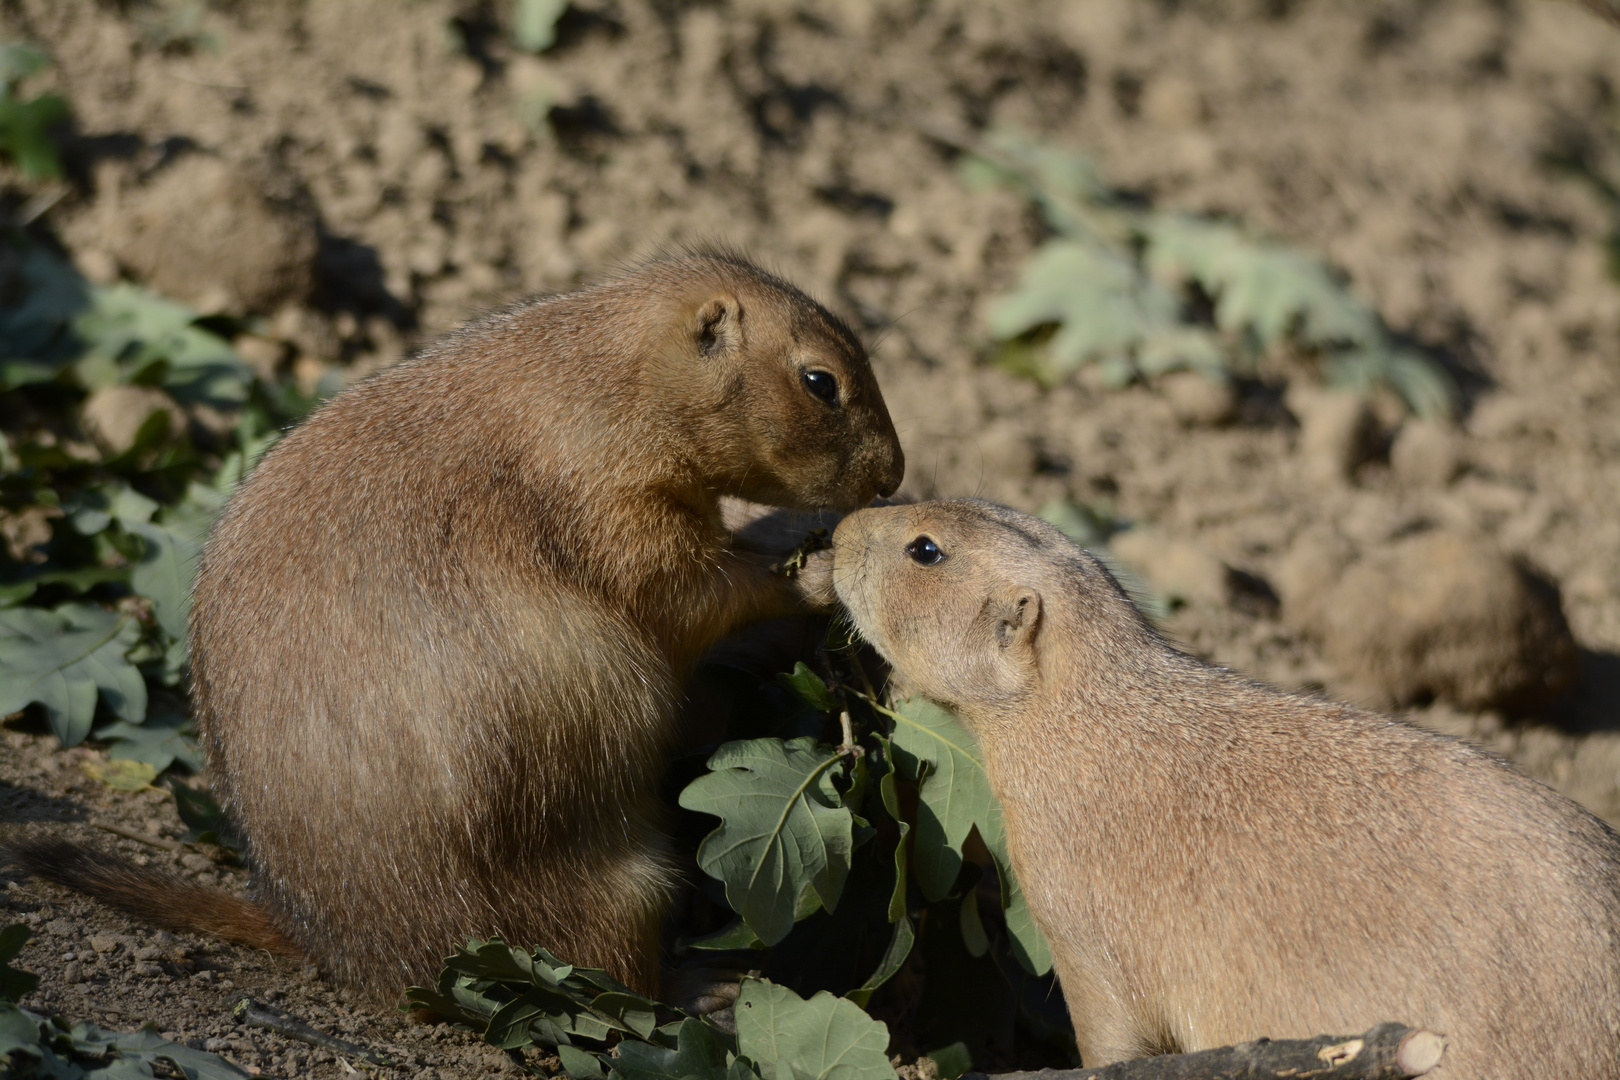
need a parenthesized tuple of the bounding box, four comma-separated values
(3, 1, 1620, 1077)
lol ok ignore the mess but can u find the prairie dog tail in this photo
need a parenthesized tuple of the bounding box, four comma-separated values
(4, 839, 299, 956)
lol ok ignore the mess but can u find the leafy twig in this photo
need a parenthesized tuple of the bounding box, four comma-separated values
(771, 529, 831, 578)
(90, 820, 187, 855)
(230, 996, 399, 1067)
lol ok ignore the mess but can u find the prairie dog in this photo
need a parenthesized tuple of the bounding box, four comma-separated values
(14, 251, 903, 1001)
(831, 499, 1620, 1078)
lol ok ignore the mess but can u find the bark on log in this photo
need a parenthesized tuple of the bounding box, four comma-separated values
(964, 1023, 1445, 1080)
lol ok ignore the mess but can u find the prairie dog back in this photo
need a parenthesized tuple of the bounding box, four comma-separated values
(832, 499, 1620, 1077)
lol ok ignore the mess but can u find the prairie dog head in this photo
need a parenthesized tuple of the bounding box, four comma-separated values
(832, 499, 1141, 714)
(641, 253, 904, 513)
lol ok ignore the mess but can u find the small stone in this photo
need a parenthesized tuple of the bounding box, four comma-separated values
(1111, 528, 1234, 608)
(292, 355, 336, 397)
(1288, 385, 1380, 485)
(189, 403, 240, 444)
(204, 1037, 230, 1053)
(75, 248, 120, 285)
(134, 960, 164, 976)
(44, 918, 74, 938)
(1273, 526, 1356, 631)
(1292, 530, 1579, 714)
(62, 961, 83, 984)
(973, 420, 1037, 480)
(89, 934, 118, 954)
(134, 945, 163, 961)
(1159, 370, 1237, 426)
(81, 385, 188, 457)
(232, 335, 287, 381)
(1390, 419, 1461, 488)
(108, 154, 318, 313)
(1140, 75, 1208, 128)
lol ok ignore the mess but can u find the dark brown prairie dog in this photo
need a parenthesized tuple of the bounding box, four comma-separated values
(831, 499, 1620, 1078)
(13, 251, 903, 1002)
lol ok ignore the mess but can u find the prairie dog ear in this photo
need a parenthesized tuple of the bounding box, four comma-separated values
(694, 294, 742, 357)
(992, 586, 1041, 657)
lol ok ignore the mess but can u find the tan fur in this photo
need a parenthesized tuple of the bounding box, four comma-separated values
(23, 252, 902, 1003)
(832, 499, 1620, 1077)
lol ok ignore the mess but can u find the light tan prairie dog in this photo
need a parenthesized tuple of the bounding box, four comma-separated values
(13, 251, 903, 1002)
(831, 498, 1620, 1078)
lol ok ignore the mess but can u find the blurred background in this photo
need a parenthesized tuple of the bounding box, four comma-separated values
(2, 0, 1619, 1073)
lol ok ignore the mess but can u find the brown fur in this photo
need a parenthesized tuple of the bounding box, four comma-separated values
(16, 252, 902, 1003)
(7, 840, 299, 955)
(832, 499, 1620, 1078)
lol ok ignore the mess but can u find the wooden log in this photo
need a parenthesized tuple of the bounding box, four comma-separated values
(963, 1023, 1445, 1080)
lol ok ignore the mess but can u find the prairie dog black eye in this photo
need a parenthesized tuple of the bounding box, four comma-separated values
(905, 536, 944, 566)
(801, 369, 839, 404)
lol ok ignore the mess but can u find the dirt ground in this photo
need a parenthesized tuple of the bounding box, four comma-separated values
(3, 1, 1620, 1076)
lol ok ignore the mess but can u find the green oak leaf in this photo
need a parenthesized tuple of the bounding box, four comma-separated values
(408, 938, 667, 1054)
(872, 731, 910, 925)
(0, 1003, 40, 1065)
(0, 43, 51, 85)
(81, 756, 159, 791)
(887, 699, 1052, 975)
(679, 737, 855, 946)
(963, 129, 1109, 240)
(844, 917, 914, 1010)
(0, 91, 69, 180)
(884, 700, 994, 900)
(76, 478, 225, 673)
(559, 1043, 609, 1080)
(0, 243, 91, 372)
(0, 924, 40, 1002)
(776, 662, 838, 713)
(72, 282, 255, 406)
(987, 239, 1182, 382)
(0, 1003, 249, 1079)
(97, 1024, 253, 1079)
(735, 978, 894, 1080)
(685, 918, 765, 952)
(1144, 215, 1381, 346)
(0, 603, 145, 746)
(611, 1017, 736, 1080)
(127, 518, 203, 644)
(923, 1043, 972, 1080)
(513, 0, 569, 53)
(99, 710, 201, 774)
(1327, 344, 1457, 421)
(67, 482, 159, 535)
